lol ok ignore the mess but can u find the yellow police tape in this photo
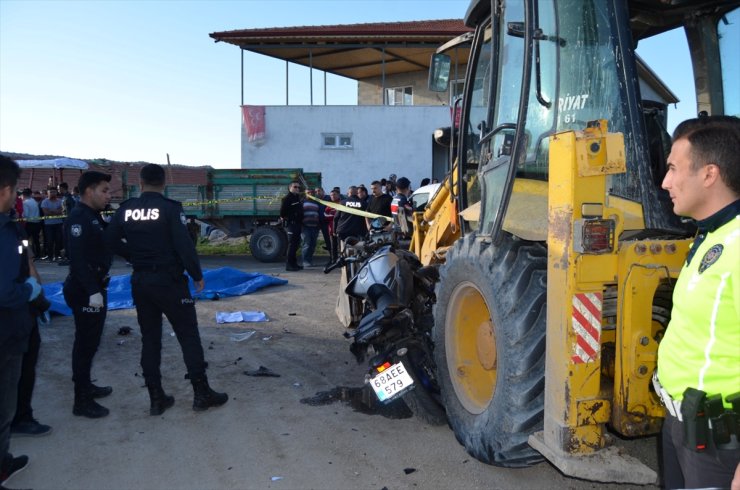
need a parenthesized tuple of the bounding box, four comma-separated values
(13, 192, 391, 222)
(306, 194, 391, 222)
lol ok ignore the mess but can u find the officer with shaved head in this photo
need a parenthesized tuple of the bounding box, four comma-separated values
(106, 164, 227, 416)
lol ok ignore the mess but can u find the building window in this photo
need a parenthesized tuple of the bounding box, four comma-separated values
(322, 133, 353, 149)
(385, 86, 413, 106)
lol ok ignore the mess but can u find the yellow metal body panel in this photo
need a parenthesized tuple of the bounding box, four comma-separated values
(410, 165, 461, 265)
(543, 120, 692, 457)
(606, 195, 645, 230)
(504, 179, 549, 241)
(545, 123, 616, 454)
(611, 238, 691, 435)
(575, 131, 626, 176)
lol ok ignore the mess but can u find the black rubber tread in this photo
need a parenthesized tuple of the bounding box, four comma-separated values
(401, 316, 447, 426)
(249, 227, 286, 262)
(403, 363, 448, 426)
(433, 232, 547, 467)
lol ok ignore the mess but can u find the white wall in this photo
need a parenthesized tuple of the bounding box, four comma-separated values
(241, 105, 451, 192)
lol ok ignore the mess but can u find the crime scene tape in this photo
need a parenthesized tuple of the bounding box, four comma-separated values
(12, 192, 391, 222)
(306, 194, 391, 221)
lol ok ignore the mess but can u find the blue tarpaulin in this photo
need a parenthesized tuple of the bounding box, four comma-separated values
(44, 267, 288, 316)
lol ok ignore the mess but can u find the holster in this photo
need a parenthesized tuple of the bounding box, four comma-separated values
(681, 388, 709, 452)
(682, 388, 740, 451)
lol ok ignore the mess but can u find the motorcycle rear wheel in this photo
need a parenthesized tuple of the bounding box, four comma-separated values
(402, 340, 446, 426)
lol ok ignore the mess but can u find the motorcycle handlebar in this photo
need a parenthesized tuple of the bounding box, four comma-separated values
(323, 257, 346, 274)
(323, 255, 362, 274)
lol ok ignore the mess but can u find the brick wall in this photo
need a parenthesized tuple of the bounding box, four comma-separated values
(358, 69, 463, 106)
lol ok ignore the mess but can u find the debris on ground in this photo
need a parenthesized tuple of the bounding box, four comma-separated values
(243, 366, 281, 377)
(216, 311, 269, 324)
(230, 331, 256, 342)
(117, 326, 133, 336)
(300, 386, 412, 419)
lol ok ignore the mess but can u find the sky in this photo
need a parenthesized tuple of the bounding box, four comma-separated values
(0, 0, 709, 169)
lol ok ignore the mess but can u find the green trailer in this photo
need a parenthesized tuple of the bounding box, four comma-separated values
(123, 168, 321, 262)
(198, 168, 321, 262)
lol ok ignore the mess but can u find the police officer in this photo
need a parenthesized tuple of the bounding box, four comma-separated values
(656, 115, 740, 489)
(0, 156, 37, 483)
(280, 181, 303, 271)
(106, 164, 227, 415)
(334, 187, 368, 245)
(63, 171, 113, 418)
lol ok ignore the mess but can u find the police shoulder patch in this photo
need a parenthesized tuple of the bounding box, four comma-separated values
(698, 244, 723, 274)
(180, 212, 187, 225)
(71, 224, 82, 237)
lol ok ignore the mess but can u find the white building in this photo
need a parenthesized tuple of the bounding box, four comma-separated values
(210, 20, 676, 192)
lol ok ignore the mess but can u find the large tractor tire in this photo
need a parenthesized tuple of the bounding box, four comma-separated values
(250, 226, 287, 262)
(433, 232, 547, 467)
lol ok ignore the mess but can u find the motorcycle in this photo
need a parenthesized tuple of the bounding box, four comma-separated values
(325, 220, 446, 425)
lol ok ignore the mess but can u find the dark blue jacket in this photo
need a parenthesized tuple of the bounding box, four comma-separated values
(105, 192, 203, 282)
(0, 211, 33, 355)
(65, 202, 112, 295)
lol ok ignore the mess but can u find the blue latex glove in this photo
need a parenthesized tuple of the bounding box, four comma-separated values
(25, 277, 42, 301)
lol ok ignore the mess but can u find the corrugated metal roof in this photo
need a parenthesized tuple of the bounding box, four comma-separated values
(210, 19, 471, 80)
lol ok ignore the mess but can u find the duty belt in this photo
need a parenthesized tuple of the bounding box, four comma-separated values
(652, 371, 683, 421)
(132, 264, 181, 274)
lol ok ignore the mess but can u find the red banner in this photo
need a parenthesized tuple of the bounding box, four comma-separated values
(241, 105, 266, 143)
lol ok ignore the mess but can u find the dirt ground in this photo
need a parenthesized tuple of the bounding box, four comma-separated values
(7, 255, 660, 490)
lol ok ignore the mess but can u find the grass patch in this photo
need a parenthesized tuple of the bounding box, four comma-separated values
(195, 235, 331, 256)
(196, 237, 250, 255)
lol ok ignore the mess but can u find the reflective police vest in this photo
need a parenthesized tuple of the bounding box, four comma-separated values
(658, 215, 740, 408)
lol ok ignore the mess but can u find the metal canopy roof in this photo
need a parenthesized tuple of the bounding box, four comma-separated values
(209, 19, 472, 80)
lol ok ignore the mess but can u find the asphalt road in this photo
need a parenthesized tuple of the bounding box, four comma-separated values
(6, 255, 659, 490)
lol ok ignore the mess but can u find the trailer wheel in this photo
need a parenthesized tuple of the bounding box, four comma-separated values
(250, 227, 286, 262)
(433, 232, 547, 467)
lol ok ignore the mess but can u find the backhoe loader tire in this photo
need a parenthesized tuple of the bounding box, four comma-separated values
(433, 232, 547, 467)
(250, 227, 286, 262)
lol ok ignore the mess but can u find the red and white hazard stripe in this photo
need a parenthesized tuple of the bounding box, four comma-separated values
(571, 292, 602, 364)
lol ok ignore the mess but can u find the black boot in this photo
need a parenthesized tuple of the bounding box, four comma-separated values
(147, 384, 175, 416)
(90, 384, 113, 399)
(191, 375, 228, 412)
(73, 386, 109, 418)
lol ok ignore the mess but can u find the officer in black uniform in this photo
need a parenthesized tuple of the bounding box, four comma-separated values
(105, 164, 227, 415)
(1, 155, 38, 482)
(335, 191, 368, 244)
(280, 181, 303, 271)
(63, 171, 113, 418)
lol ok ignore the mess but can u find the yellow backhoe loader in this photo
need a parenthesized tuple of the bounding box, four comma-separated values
(415, 0, 739, 483)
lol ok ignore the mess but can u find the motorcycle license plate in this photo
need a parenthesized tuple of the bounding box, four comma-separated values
(369, 361, 414, 403)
